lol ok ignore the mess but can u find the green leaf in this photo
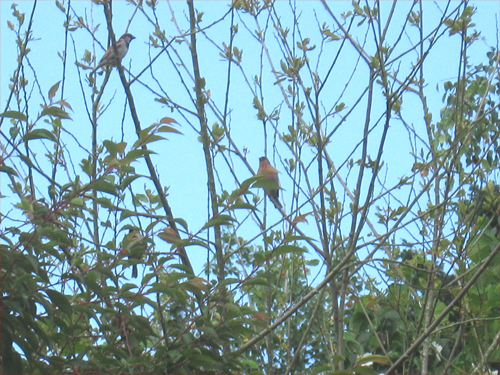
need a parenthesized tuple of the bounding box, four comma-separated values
(158, 125, 183, 135)
(70, 197, 85, 206)
(273, 245, 306, 256)
(242, 277, 270, 287)
(94, 197, 115, 209)
(41, 106, 72, 119)
(307, 259, 320, 266)
(88, 179, 118, 196)
(120, 175, 141, 190)
(253, 177, 280, 190)
(284, 234, 316, 243)
(330, 370, 353, 375)
(0, 165, 19, 177)
(133, 134, 165, 148)
(9, 125, 20, 140)
(226, 202, 257, 211)
(240, 175, 262, 191)
(354, 366, 376, 375)
(19, 153, 34, 167)
(311, 364, 333, 375)
(45, 289, 73, 317)
(103, 139, 117, 156)
(241, 359, 259, 369)
(125, 149, 156, 162)
(120, 209, 138, 220)
(23, 129, 57, 142)
(0, 110, 27, 121)
(217, 278, 241, 287)
(172, 218, 189, 232)
(202, 214, 237, 229)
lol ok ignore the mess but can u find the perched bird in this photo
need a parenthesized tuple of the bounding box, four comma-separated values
(123, 229, 147, 278)
(257, 156, 282, 209)
(23, 195, 58, 224)
(93, 33, 135, 72)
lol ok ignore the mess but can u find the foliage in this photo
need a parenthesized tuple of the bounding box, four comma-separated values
(1, 1, 499, 374)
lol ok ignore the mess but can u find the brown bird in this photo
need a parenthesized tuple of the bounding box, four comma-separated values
(93, 33, 135, 72)
(257, 156, 282, 209)
(123, 230, 148, 278)
(23, 195, 58, 224)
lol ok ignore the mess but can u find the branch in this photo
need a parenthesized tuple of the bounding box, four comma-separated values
(384, 242, 500, 374)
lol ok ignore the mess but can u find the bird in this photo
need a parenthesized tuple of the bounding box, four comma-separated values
(123, 229, 147, 278)
(257, 156, 282, 209)
(93, 33, 135, 72)
(23, 195, 57, 224)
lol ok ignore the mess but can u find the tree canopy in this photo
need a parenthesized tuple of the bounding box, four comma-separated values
(1, 1, 499, 374)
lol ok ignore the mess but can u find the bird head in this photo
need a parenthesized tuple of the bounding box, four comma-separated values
(120, 33, 135, 45)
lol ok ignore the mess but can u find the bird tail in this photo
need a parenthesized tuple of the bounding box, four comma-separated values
(269, 196, 282, 210)
(132, 265, 138, 278)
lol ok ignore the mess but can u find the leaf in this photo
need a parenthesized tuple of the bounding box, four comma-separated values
(273, 244, 306, 256)
(23, 129, 57, 142)
(253, 176, 280, 190)
(226, 202, 257, 211)
(179, 239, 211, 251)
(173, 218, 189, 232)
(0, 165, 18, 177)
(311, 364, 333, 374)
(158, 227, 180, 244)
(292, 212, 310, 224)
(352, 0, 364, 15)
(48, 81, 60, 102)
(70, 197, 85, 206)
(45, 289, 72, 317)
(158, 125, 183, 135)
(120, 175, 141, 190)
(133, 134, 165, 148)
(353, 366, 376, 375)
(9, 125, 19, 140)
(0, 110, 27, 121)
(329, 370, 352, 375)
(359, 354, 390, 365)
(180, 277, 208, 296)
(19, 153, 34, 167)
(307, 259, 320, 266)
(58, 99, 73, 111)
(159, 117, 179, 125)
(242, 277, 270, 287)
(103, 140, 117, 156)
(240, 175, 262, 191)
(284, 234, 316, 243)
(125, 149, 156, 162)
(94, 197, 114, 209)
(217, 278, 241, 287)
(120, 209, 138, 220)
(202, 214, 237, 229)
(87, 179, 118, 196)
(41, 106, 72, 119)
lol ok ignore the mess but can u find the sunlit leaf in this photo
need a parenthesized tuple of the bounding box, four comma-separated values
(202, 214, 237, 229)
(0, 165, 18, 177)
(0, 110, 27, 121)
(23, 129, 57, 142)
(41, 106, 72, 119)
(48, 81, 60, 102)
